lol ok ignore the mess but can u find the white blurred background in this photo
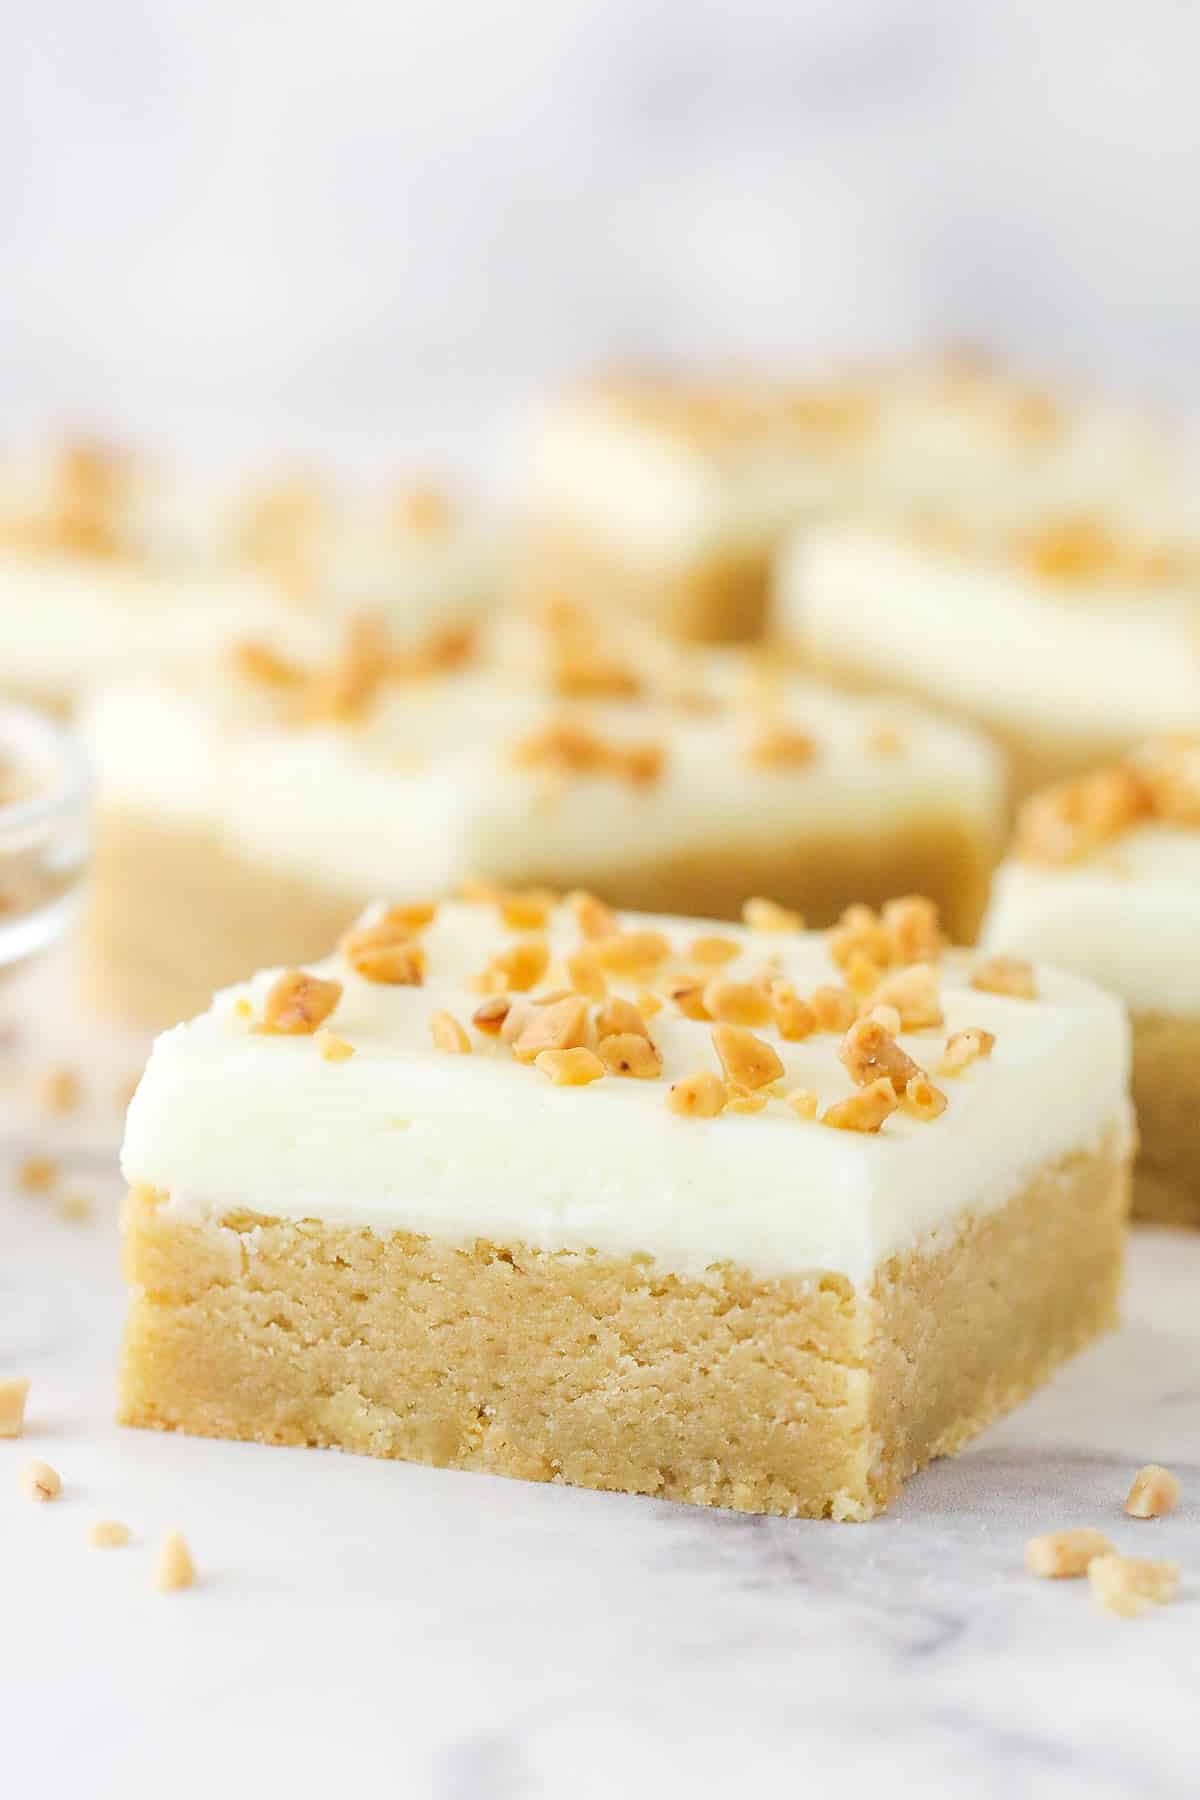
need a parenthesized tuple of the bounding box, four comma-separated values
(3, 0, 1199, 476)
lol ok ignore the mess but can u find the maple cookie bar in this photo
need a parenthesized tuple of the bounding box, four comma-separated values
(0, 440, 496, 710)
(779, 508, 1200, 804)
(984, 738, 1200, 1226)
(82, 613, 1003, 1025)
(119, 894, 1132, 1520)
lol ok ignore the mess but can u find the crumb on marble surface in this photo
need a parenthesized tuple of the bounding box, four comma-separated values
(21, 1459, 61, 1503)
(87, 1520, 131, 1549)
(16, 1155, 60, 1194)
(0, 1377, 30, 1437)
(1025, 1528, 1115, 1578)
(1124, 1464, 1180, 1519)
(1089, 1552, 1179, 1618)
(153, 1530, 196, 1593)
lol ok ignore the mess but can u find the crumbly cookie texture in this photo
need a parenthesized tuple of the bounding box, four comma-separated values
(118, 894, 1131, 1519)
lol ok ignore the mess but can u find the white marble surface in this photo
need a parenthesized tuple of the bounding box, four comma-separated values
(1, 947, 1197, 1800)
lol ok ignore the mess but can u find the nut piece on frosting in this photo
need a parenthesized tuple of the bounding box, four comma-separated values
(259, 970, 343, 1035)
(711, 1025, 784, 1091)
(971, 955, 1037, 1001)
(868, 964, 943, 1030)
(838, 1018, 921, 1096)
(742, 896, 803, 933)
(429, 1010, 472, 1056)
(1124, 1464, 1181, 1520)
(597, 1033, 663, 1079)
(511, 996, 589, 1063)
(667, 1071, 726, 1118)
(940, 1027, 996, 1077)
(821, 1077, 899, 1134)
(534, 1047, 606, 1087)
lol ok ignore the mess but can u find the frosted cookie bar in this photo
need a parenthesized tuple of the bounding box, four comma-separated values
(779, 511, 1200, 803)
(512, 359, 1177, 644)
(83, 613, 1004, 1024)
(0, 440, 496, 709)
(118, 894, 1132, 1519)
(984, 737, 1200, 1225)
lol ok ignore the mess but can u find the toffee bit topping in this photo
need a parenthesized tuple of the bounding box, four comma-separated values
(154, 1530, 196, 1593)
(838, 1019, 921, 1095)
(865, 1003, 902, 1036)
(687, 935, 741, 967)
(866, 722, 906, 756)
(769, 982, 816, 1041)
(593, 930, 672, 976)
(259, 969, 343, 1034)
(881, 895, 944, 964)
(499, 999, 535, 1045)
(393, 480, 455, 534)
(595, 996, 650, 1040)
(21, 1459, 61, 1503)
(511, 996, 589, 1063)
(667, 1071, 726, 1118)
(471, 996, 511, 1037)
(1124, 1465, 1180, 1520)
(1025, 1529, 1114, 1579)
(476, 939, 550, 994)
(809, 986, 857, 1034)
(16, 1155, 59, 1194)
(429, 1010, 471, 1055)
(1016, 765, 1148, 865)
(497, 890, 554, 931)
(1136, 734, 1200, 826)
(786, 1088, 819, 1120)
(87, 1520, 131, 1549)
(341, 918, 426, 986)
(564, 946, 607, 999)
(702, 977, 771, 1028)
(902, 1075, 948, 1121)
(1089, 1553, 1179, 1619)
(569, 891, 617, 941)
(940, 1027, 996, 1076)
(38, 1065, 81, 1115)
(746, 726, 817, 769)
(971, 955, 1037, 1001)
(828, 904, 893, 973)
(711, 1024, 784, 1091)
(662, 977, 711, 1022)
(597, 1033, 663, 1079)
(0, 1378, 30, 1438)
(742, 897, 803, 933)
(232, 640, 307, 690)
(511, 719, 665, 787)
(868, 963, 944, 1031)
(379, 903, 437, 933)
(315, 1029, 355, 1063)
(821, 1077, 899, 1134)
(534, 1046, 606, 1086)
(724, 1084, 768, 1114)
(303, 614, 393, 723)
(636, 990, 663, 1019)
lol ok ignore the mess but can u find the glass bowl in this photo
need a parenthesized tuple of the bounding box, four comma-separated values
(0, 700, 92, 970)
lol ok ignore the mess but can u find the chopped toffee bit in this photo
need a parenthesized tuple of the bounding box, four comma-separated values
(828, 904, 893, 974)
(1136, 734, 1200, 827)
(232, 640, 306, 690)
(902, 1075, 948, 1121)
(746, 726, 816, 769)
(869, 964, 944, 1031)
(742, 897, 803, 933)
(593, 930, 672, 976)
(534, 1047, 606, 1087)
(687, 935, 741, 967)
(511, 997, 589, 1063)
(471, 996, 511, 1036)
(724, 1084, 768, 1114)
(0, 1378, 30, 1438)
(838, 1018, 921, 1096)
(393, 480, 455, 534)
(881, 895, 944, 964)
(822, 1077, 898, 1134)
(786, 1088, 819, 1120)
(429, 1010, 472, 1056)
(315, 1028, 355, 1063)
(1016, 765, 1148, 865)
(843, 950, 884, 1003)
(511, 719, 665, 787)
(809, 986, 857, 1034)
(476, 939, 550, 994)
(1025, 1528, 1115, 1579)
(662, 977, 711, 1022)
(342, 917, 427, 986)
(940, 1026, 996, 1077)
(635, 990, 663, 1019)
(971, 955, 1037, 1001)
(38, 1064, 81, 1115)
(153, 1529, 196, 1593)
(597, 1033, 663, 1079)
(259, 970, 343, 1034)
(769, 982, 816, 1041)
(596, 997, 650, 1040)
(702, 978, 771, 1028)
(560, 945, 605, 999)
(1124, 1465, 1181, 1520)
(499, 999, 535, 1047)
(87, 1520, 131, 1549)
(865, 1003, 903, 1036)
(21, 1459, 61, 1503)
(1088, 1553, 1179, 1619)
(378, 903, 437, 933)
(711, 1024, 784, 1091)
(569, 891, 617, 941)
(16, 1155, 59, 1194)
(497, 890, 554, 931)
(667, 1071, 726, 1118)
(56, 1190, 94, 1224)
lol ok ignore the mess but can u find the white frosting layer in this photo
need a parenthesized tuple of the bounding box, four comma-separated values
(983, 824, 1200, 1015)
(122, 902, 1131, 1286)
(83, 659, 1004, 902)
(783, 526, 1200, 743)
